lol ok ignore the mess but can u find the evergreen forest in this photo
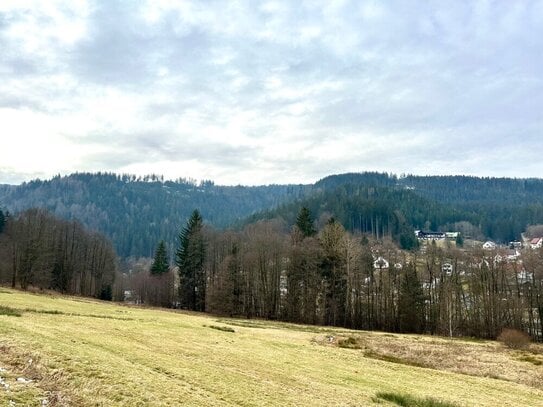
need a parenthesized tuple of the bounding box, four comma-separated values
(2, 172, 543, 257)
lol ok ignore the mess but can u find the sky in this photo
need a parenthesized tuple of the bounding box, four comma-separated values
(1, 1, 542, 186)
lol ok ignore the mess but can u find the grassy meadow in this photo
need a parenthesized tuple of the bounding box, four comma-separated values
(0, 288, 542, 406)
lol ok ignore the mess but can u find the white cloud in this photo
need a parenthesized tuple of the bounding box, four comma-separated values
(1, 0, 542, 185)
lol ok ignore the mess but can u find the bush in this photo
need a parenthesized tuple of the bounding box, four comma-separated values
(338, 336, 362, 349)
(497, 328, 531, 350)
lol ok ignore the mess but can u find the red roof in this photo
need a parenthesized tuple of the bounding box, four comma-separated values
(530, 238, 542, 244)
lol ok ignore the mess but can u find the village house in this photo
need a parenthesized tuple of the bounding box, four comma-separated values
(415, 230, 446, 240)
(482, 241, 497, 250)
(529, 237, 543, 249)
(494, 249, 521, 264)
(373, 256, 389, 269)
(441, 263, 453, 275)
(509, 241, 523, 249)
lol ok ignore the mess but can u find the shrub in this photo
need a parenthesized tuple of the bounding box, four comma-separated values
(497, 328, 531, 350)
(338, 336, 362, 349)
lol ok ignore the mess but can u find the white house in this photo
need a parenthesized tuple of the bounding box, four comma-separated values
(441, 263, 453, 275)
(517, 270, 534, 284)
(373, 256, 389, 269)
(530, 237, 543, 249)
(482, 241, 497, 250)
(494, 249, 521, 264)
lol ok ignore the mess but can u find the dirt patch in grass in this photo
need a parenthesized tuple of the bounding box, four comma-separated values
(0, 344, 75, 406)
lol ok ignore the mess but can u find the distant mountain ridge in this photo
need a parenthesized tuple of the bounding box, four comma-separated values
(2, 171, 543, 257)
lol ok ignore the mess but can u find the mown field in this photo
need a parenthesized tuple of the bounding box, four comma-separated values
(0, 288, 542, 406)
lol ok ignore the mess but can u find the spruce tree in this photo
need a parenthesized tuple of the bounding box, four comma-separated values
(295, 207, 316, 237)
(150, 240, 169, 275)
(398, 263, 425, 333)
(0, 209, 5, 234)
(176, 210, 206, 311)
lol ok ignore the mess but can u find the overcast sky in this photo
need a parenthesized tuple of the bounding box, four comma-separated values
(1, 1, 542, 185)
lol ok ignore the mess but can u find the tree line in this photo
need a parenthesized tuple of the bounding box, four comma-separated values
(5, 172, 543, 259)
(137, 207, 542, 342)
(1, 204, 541, 341)
(0, 208, 116, 298)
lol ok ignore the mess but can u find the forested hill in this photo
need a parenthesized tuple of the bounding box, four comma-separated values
(0, 173, 307, 257)
(252, 173, 543, 247)
(2, 171, 543, 257)
(317, 173, 543, 205)
(306, 173, 543, 242)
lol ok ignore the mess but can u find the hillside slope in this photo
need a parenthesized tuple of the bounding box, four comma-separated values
(3, 172, 543, 257)
(0, 289, 542, 406)
(0, 173, 306, 257)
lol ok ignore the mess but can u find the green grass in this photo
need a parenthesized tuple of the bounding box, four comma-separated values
(0, 305, 22, 317)
(0, 288, 542, 406)
(375, 391, 458, 406)
(206, 324, 236, 333)
(364, 350, 427, 368)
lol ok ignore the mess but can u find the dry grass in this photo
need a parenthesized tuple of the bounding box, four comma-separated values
(497, 328, 531, 350)
(1, 288, 543, 406)
(316, 331, 543, 389)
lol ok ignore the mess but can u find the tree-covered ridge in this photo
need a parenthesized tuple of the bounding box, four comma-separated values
(247, 185, 468, 249)
(315, 173, 543, 242)
(318, 172, 543, 206)
(3, 171, 543, 257)
(0, 172, 306, 257)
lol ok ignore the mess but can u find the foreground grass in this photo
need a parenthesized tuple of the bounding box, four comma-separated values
(0, 289, 542, 406)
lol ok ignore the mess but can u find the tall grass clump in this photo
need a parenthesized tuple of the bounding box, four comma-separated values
(375, 391, 458, 407)
(0, 305, 22, 317)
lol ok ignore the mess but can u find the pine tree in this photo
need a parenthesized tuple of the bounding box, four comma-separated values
(398, 263, 425, 333)
(296, 207, 316, 238)
(150, 240, 169, 275)
(0, 209, 5, 234)
(320, 219, 347, 326)
(176, 210, 206, 311)
(455, 233, 464, 247)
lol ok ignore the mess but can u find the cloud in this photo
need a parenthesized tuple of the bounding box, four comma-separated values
(1, 1, 542, 185)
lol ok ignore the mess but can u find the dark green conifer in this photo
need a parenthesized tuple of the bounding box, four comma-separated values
(398, 263, 425, 333)
(176, 210, 206, 311)
(296, 207, 316, 237)
(150, 240, 169, 275)
(0, 209, 5, 234)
